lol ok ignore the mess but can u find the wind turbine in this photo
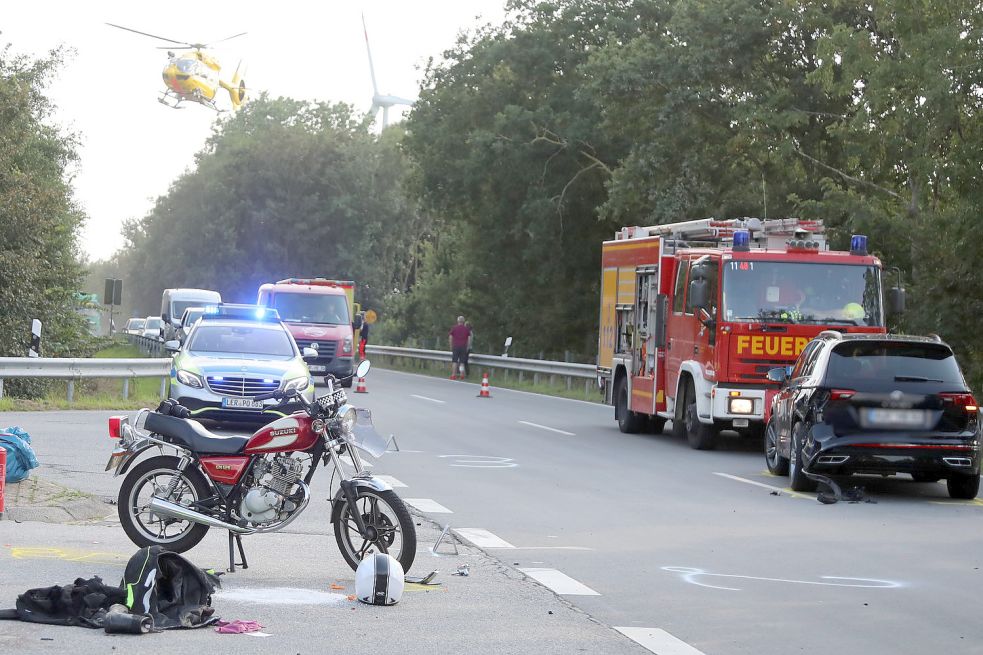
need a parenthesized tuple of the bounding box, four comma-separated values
(362, 13, 414, 128)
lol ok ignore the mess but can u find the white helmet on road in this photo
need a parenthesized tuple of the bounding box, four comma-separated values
(355, 553, 404, 605)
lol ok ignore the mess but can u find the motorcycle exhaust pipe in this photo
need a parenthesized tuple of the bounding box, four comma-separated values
(148, 497, 254, 534)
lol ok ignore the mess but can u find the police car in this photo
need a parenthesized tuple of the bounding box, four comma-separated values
(165, 304, 316, 423)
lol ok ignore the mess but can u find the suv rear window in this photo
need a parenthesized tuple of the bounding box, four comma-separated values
(826, 341, 964, 386)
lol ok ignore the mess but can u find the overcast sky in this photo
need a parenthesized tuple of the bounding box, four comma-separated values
(3, 0, 506, 262)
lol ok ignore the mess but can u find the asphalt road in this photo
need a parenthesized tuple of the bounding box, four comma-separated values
(3, 367, 983, 654)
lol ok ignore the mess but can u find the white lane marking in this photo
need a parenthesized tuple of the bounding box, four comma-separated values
(454, 528, 515, 549)
(713, 472, 807, 498)
(404, 498, 453, 513)
(518, 420, 575, 436)
(662, 566, 903, 591)
(438, 454, 517, 468)
(216, 587, 348, 605)
(378, 367, 607, 408)
(518, 568, 600, 595)
(374, 475, 406, 488)
(511, 546, 594, 551)
(615, 627, 706, 655)
(411, 394, 445, 404)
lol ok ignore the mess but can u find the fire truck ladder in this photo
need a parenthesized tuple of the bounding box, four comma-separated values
(615, 217, 826, 249)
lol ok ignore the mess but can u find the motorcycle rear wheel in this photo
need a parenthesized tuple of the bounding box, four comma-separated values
(118, 455, 211, 553)
(333, 489, 416, 572)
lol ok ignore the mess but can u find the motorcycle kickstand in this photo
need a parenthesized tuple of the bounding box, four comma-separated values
(227, 531, 249, 573)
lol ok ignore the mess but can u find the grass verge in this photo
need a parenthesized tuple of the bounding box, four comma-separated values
(369, 355, 602, 403)
(0, 342, 166, 412)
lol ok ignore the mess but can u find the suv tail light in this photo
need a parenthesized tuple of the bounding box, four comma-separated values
(830, 389, 855, 401)
(108, 415, 128, 439)
(940, 393, 978, 413)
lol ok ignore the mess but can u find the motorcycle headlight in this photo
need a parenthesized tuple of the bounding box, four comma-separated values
(335, 404, 357, 435)
(176, 370, 203, 389)
(283, 376, 311, 393)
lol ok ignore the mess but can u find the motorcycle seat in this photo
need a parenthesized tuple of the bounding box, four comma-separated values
(145, 412, 249, 455)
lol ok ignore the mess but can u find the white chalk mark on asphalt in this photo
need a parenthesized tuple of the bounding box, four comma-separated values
(374, 475, 406, 488)
(713, 472, 807, 498)
(404, 498, 453, 513)
(438, 454, 517, 468)
(518, 420, 575, 436)
(662, 566, 904, 591)
(411, 394, 445, 404)
(615, 627, 706, 655)
(455, 528, 515, 549)
(519, 568, 600, 595)
(216, 587, 349, 605)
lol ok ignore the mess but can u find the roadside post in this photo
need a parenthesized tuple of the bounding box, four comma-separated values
(28, 319, 41, 358)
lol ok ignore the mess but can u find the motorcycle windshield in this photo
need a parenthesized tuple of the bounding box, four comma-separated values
(350, 408, 388, 458)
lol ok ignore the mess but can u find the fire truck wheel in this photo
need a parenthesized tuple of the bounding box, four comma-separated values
(683, 378, 718, 450)
(615, 377, 644, 434)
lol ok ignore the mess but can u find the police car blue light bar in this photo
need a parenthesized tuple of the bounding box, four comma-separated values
(200, 304, 281, 321)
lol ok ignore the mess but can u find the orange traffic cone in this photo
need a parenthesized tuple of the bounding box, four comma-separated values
(477, 372, 492, 398)
(354, 376, 368, 393)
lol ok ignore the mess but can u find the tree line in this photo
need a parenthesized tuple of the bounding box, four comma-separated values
(4, 1, 982, 393)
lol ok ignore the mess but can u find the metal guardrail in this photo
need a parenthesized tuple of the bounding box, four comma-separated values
(365, 345, 598, 396)
(126, 333, 166, 357)
(0, 355, 171, 401)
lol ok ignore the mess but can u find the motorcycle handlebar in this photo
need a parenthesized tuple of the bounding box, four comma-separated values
(252, 390, 283, 402)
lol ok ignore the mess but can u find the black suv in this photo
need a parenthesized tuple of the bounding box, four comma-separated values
(764, 332, 980, 499)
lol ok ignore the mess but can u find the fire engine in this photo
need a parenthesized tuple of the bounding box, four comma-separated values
(596, 217, 905, 449)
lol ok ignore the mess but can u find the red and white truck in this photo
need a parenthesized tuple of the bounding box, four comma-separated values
(597, 217, 904, 449)
(257, 278, 359, 385)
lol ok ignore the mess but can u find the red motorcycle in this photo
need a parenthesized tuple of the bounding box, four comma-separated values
(105, 361, 415, 573)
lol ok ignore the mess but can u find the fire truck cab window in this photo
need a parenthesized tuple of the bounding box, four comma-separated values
(686, 259, 718, 315)
(722, 262, 883, 327)
(672, 262, 688, 314)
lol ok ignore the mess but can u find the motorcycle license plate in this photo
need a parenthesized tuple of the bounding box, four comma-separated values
(308, 365, 327, 373)
(105, 448, 127, 472)
(222, 398, 264, 409)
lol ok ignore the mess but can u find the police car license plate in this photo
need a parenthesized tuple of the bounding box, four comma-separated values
(222, 398, 264, 409)
(308, 365, 327, 373)
(862, 408, 928, 428)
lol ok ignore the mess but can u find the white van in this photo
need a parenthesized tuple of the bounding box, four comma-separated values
(160, 288, 221, 341)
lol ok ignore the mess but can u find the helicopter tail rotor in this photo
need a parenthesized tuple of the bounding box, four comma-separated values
(221, 60, 247, 109)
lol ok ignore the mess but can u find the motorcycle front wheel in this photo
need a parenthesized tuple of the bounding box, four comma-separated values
(333, 488, 416, 572)
(118, 455, 211, 552)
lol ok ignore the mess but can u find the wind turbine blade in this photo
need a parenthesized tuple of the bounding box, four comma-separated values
(361, 13, 380, 96)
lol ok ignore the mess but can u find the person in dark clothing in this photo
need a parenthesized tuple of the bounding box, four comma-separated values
(448, 315, 472, 380)
(358, 313, 369, 359)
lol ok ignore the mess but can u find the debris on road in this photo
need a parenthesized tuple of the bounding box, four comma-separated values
(454, 564, 470, 577)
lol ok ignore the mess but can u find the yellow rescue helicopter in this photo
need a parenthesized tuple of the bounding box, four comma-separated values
(107, 23, 247, 111)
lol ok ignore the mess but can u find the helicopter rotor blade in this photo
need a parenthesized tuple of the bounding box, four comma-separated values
(210, 32, 248, 45)
(105, 23, 191, 46)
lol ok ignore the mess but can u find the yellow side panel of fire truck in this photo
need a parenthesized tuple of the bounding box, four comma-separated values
(617, 267, 636, 305)
(598, 268, 618, 369)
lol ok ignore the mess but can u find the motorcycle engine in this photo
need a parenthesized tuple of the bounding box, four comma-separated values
(239, 454, 304, 525)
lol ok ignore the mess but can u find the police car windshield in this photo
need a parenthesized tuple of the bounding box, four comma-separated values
(272, 293, 349, 325)
(722, 262, 883, 327)
(189, 325, 294, 357)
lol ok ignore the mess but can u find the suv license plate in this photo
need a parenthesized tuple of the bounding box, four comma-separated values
(222, 398, 264, 409)
(862, 408, 928, 428)
(309, 365, 327, 373)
